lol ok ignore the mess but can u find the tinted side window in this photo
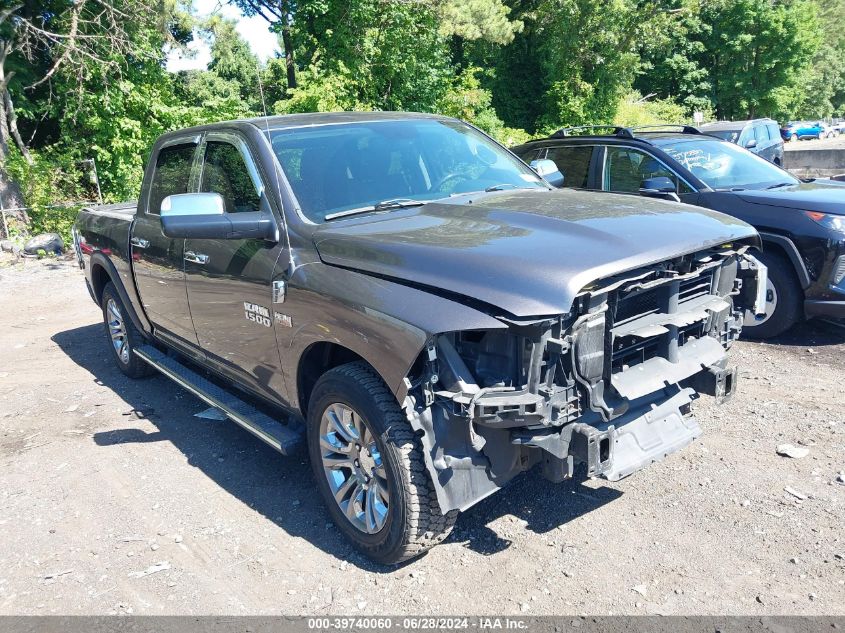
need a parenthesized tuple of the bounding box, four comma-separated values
(754, 125, 768, 142)
(515, 148, 545, 163)
(200, 141, 261, 213)
(768, 123, 781, 141)
(148, 144, 196, 215)
(603, 147, 691, 193)
(546, 146, 594, 188)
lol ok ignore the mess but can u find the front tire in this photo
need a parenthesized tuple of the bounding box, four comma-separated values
(307, 362, 458, 564)
(101, 282, 154, 378)
(790, 133, 798, 142)
(742, 251, 803, 339)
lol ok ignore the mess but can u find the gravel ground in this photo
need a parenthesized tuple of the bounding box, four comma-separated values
(0, 255, 843, 616)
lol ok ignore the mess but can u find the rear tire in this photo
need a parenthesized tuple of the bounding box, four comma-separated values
(790, 133, 798, 142)
(742, 251, 803, 340)
(101, 282, 155, 378)
(307, 362, 458, 564)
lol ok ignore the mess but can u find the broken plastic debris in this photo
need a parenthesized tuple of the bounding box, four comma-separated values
(128, 561, 171, 578)
(776, 444, 810, 459)
(784, 486, 807, 500)
(194, 407, 227, 421)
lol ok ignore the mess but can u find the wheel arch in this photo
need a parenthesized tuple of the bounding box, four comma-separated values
(297, 341, 373, 415)
(758, 232, 811, 289)
(88, 252, 151, 337)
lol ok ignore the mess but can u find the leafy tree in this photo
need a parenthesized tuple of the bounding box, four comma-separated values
(638, 0, 822, 120)
(799, 0, 845, 116)
(697, 0, 820, 119)
(204, 16, 260, 105)
(228, 0, 298, 90)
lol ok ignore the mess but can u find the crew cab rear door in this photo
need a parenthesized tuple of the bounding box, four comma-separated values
(183, 131, 289, 405)
(132, 136, 201, 350)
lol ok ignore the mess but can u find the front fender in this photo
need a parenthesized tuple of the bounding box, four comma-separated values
(281, 262, 506, 405)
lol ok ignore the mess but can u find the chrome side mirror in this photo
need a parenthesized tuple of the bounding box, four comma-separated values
(529, 159, 565, 188)
(160, 192, 226, 217)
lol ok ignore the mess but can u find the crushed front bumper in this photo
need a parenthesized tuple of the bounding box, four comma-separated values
(569, 388, 703, 481)
(518, 366, 737, 483)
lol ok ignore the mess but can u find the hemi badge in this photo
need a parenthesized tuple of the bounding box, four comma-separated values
(275, 313, 292, 327)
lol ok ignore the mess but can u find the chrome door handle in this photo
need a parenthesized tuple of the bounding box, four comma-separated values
(130, 237, 150, 249)
(184, 251, 209, 265)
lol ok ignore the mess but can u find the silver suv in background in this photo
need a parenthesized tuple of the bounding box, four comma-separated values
(700, 118, 784, 166)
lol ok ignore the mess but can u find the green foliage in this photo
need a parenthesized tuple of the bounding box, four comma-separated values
(204, 16, 260, 105)
(4, 0, 843, 245)
(637, 0, 824, 121)
(438, 0, 523, 44)
(436, 67, 531, 144)
(614, 92, 691, 127)
(274, 63, 369, 113)
(4, 147, 85, 242)
(292, 0, 453, 112)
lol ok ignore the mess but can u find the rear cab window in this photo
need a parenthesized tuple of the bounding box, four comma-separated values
(148, 144, 197, 215)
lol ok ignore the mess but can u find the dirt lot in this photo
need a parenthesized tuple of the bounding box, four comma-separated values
(0, 255, 843, 616)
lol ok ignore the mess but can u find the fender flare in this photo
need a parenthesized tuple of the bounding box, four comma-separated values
(758, 231, 811, 289)
(89, 252, 152, 336)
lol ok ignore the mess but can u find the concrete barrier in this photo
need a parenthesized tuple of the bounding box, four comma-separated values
(783, 148, 845, 179)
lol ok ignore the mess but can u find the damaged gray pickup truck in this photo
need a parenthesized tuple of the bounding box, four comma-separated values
(73, 112, 767, 563)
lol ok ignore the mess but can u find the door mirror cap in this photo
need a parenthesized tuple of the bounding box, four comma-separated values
(745, 139, 758, 149)
(160, 192, 225, 217)
(639, 177, 681, 203)
(640, 176, 676, 193)
(529, 159, 565, 187)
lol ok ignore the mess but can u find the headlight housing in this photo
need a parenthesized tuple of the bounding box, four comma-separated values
(805, 211, 845, 233)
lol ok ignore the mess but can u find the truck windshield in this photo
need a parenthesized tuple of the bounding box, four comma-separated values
(660, 138, 799, 190)
(268, 118, 546, 223)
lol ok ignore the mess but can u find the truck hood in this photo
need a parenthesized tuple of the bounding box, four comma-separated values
(312, 189, 758, 317)
(735, 180, 845, 214)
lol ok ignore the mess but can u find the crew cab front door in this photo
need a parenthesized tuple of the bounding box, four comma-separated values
(183, 132, 288, 404)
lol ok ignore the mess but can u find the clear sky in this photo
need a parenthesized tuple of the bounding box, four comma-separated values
(166, 0, 281, 72)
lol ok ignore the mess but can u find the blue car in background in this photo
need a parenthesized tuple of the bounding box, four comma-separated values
(781, 121, 828, 141)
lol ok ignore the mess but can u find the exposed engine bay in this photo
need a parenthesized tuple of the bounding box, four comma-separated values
(404, 242, 767, 512)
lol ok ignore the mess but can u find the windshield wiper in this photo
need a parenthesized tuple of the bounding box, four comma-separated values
(448, 185, 534, 198)
(324, 198, 425, 221)
(765, 182, 796, 190)
(484, 183, 525, 192)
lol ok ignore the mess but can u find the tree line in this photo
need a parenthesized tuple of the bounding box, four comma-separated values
(0, 0, 841, 240)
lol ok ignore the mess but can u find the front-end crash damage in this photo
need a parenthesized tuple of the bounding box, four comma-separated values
(402, 242, 767, 513)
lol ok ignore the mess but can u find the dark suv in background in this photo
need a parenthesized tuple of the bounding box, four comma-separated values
(700, 118, 784, 165)
(513, 125, 845, 338)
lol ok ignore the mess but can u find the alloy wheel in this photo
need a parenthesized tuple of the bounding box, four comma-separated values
(319, 403, 390, 534)
(106, 298, 130, 364)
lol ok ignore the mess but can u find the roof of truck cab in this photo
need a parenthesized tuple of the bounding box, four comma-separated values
(155, 111, 451, 144)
